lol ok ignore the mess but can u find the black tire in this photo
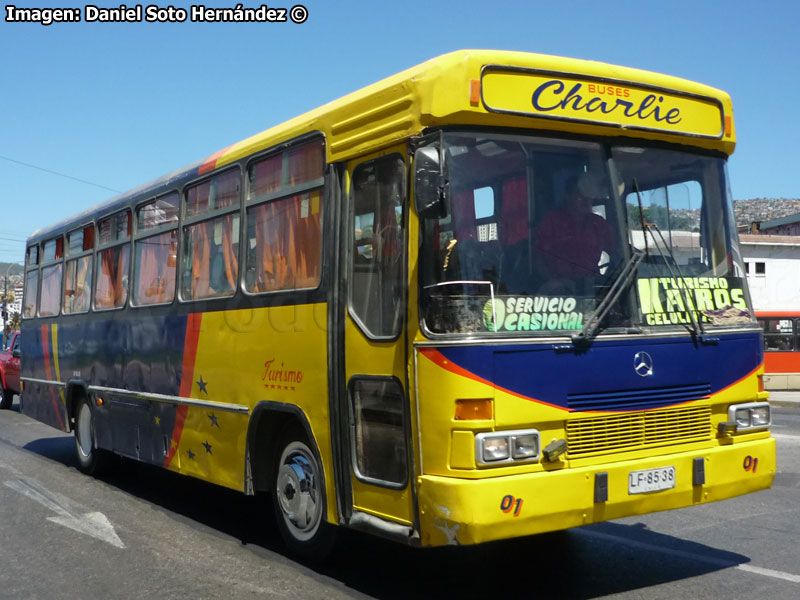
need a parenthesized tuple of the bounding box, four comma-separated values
(74, 397, 107, 475)
(0, 387, 12, 410)
(272, 428, 336, 561)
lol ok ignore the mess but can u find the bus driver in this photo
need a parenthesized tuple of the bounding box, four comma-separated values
(534, 173, 617, 287)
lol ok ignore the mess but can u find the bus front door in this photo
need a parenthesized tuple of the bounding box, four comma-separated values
(341, 151, 415, 535)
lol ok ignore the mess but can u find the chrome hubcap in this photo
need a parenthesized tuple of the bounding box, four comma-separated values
(276, 442, 321, 541)
(77, 403, 93, 457)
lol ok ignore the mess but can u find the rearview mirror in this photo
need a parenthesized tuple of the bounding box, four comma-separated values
(413, 146, 447, 219)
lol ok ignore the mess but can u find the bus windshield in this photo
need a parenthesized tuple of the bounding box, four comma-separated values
(419, 132, 754, 336)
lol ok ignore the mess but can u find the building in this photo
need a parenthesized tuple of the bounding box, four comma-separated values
(739, 233, 800, 390)
(740, 213, 800, 237)
(11, 283, 23, 318)
(740, 234, 800, 310)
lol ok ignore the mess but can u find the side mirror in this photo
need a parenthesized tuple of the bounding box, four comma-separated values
(413, 146, 447, 219)
(12, 349, 21, 359)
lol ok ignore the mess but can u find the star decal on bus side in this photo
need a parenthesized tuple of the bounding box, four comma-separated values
(187, 448, 196, 460)
(208, 412, 219, 428)
(196, 376, 208, 394)
(202, 441, 213, 455)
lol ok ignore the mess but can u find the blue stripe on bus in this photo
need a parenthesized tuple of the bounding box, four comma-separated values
(21, 313, 191, 455)
(435, 333, 762, 412)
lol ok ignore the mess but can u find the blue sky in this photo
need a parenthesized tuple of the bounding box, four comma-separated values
(1, 0, 798, 263)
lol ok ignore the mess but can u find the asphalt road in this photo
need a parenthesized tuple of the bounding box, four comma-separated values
(1, 396, 798, 599)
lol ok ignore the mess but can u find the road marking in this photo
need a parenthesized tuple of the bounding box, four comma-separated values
(737, 564, 800, 583)
(577, 528, 799, 584)
(5, 478, 125, 549)
(772, 433, 800, 444)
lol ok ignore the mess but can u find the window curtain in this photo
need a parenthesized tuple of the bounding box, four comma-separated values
(74, 255, 91, 312)
(39, 264, 62, 316)
(96, 245, 129, 309)
(452, 190, 477, 241)
(221, 215, 237, 291)
(250, 193, 321, 292)
(64, 256, 92, 313)
(137, 232, 176, 304)
(189, 222, 212, 298)
(23, 271, 39, 318)
(501, 178, 528, 245)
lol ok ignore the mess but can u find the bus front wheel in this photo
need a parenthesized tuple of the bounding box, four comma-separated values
(272, 430, 336, 561)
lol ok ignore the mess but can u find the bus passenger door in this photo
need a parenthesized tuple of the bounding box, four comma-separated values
(340, 150, 415, 534)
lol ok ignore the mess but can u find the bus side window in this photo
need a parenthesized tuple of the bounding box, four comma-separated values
(134, 194, 179, 306)
(181, 170, 240, 300)
(245, 140, 324, 293)
(39, 264, 63, 317)
(95, 210, 131, 310)
(63, 256, 93, 314)
(39, 236, 64, 317)
(762, 318, 796, 351)
(22, 269, 39, 319)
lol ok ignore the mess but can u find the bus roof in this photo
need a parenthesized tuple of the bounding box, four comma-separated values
(28, 49, 735, 244)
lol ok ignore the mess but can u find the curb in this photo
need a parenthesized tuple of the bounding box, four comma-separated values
(770, 400, 800, 408)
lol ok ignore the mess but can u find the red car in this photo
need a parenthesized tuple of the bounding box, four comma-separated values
(0, 331, 21, 409)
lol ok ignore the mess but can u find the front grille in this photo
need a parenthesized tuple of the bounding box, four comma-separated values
(565, 405, 712, 458)
(567, 383, 711, 411)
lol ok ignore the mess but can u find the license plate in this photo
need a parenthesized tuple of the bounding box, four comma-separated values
(628, 466, 676, 494)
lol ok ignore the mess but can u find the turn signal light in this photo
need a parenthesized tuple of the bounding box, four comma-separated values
(455, 398, 493, 421)
(469, 79, 481, 105)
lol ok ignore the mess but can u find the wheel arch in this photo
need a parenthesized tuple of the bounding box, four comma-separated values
(245, 401, 322, 497)
(64, 379, 91, 433)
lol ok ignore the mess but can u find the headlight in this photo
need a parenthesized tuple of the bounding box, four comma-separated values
(482, 437, 510, 462)
(476, 430, 540, 466)
(751, 406, 771, 427)
(727, 402, 771, 432)
(735, 408, 751, 427)
(512, 434, 539, 459)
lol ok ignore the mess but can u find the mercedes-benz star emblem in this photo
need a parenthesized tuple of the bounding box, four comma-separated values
(633, 351, 654, 377)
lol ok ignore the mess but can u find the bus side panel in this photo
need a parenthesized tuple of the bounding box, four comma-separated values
(21, 303, 331, 499)
(21, 314, 190, 446)
(20, 324, 70, 431)
(764, 352, 800, 372)
(168, 304, 330, 497)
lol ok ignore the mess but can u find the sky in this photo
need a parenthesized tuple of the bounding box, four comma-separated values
(1, 0, 798, 264)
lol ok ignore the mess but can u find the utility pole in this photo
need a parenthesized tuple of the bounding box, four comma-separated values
(2, 273, 7, 349)
(2, 268, 8, 349)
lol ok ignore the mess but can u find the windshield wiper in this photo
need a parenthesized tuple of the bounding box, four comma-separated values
(572, 249, 644, 346)
(631, 178, 705, 339)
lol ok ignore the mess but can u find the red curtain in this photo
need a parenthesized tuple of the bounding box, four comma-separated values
(251, 193, 321, 292)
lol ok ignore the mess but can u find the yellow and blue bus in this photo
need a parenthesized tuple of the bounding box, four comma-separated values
(18, 50, 775, 558)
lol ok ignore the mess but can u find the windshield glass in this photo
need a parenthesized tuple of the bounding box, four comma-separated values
(418, 132, 754, 336)
(615, 145, 752, 330)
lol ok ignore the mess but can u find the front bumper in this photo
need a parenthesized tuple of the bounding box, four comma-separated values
(417, 436, 775, 546)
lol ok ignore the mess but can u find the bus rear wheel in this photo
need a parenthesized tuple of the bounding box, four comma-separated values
(272, 430, 336, 561)
(74, 397, 107, 475)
